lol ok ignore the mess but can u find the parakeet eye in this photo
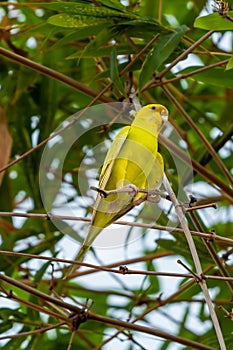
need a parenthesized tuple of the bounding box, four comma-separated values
(150, 105, 157, 111)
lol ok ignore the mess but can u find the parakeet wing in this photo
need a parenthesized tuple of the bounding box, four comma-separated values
(91, 127, 163, 232)
(99, 126, 131, 190)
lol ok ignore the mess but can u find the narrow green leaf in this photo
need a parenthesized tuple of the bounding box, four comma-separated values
(38, 2, 137, 19)
(34, 260, 52, 282)
(48, 13, 111, 28)
(98, 0, 126, 11)
(157, 235, 213, 265)
(139, 25, 188, 90)
(110, 46, 126, 97)
(81, 27, 116, 59)
(179, 66, 233, 88)
(27, 334, 44, 350)
(145, 260, 160, 294)
(194, 11, 233, 31)
(38, 0, 126, 13)
(157, 238, 192, 260)
(49, 26, 111, 48)
(119, 16, 172, 35)
(226, 56, 233, 70)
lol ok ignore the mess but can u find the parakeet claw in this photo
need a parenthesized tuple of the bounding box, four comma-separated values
(125, 184, 138, 197)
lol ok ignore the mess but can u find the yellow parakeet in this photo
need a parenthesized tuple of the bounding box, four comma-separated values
(67, 104, 168, 274)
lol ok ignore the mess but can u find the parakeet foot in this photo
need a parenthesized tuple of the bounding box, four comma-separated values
(124, 184, 139, 197)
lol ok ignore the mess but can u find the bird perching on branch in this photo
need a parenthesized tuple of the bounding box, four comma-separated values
(66, 104, 168, 276)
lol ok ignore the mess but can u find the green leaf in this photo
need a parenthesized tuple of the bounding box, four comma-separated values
(27, 335, 44, 350)
(146, 260, 160, 294)
(48, 26, 111, 48)
(226, 56, 233, 70)
(97, 0, 126, 11)
(46, 1, 138, 28)
(81, 27, 116, 59)
(139, 25, 188, 90)
(118, 16, 172, 36)
(157, 233, 213, 264)
(110, 46, 126, 97)
(39, 2, 137, 19)
(42, 0, 126, 13)
(48, 13, 111, 28)
(34, 260, 53, 282)
(194, 11, 233, 31)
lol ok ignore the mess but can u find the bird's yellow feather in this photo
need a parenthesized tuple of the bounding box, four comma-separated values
(66, 104, 168, 274)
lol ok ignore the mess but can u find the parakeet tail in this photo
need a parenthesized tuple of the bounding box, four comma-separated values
(75, 243, 91, 262)
(64, 225, 102, 279)
(64, 244, 90, 279)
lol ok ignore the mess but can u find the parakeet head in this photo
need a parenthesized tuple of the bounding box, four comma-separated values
(143, 104, 169, 122)
(133, 104, 169, 133)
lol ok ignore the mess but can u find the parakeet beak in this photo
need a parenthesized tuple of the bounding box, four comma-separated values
(160, 108, 169, 124)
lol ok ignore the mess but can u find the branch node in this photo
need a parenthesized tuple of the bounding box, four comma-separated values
(208, 229, 217, 243)
(69, 307, 89, 331)
(119, 265, 129, 274)
(153, 73, 162, 83)
(156, 292, 163, 303)
(46, 212, 52, 220)
(218, 305, 233, 320)
(185, 197, 218, 212)
(200, 273, 207, 280)
(213, 0, 231, 18)
(177, 259, 202, 282)
(189, 195, 197, 205)
(174, 203, 186, 213)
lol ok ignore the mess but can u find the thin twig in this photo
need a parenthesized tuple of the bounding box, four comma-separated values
(3, 248, 233, 284)
(0, 211, 233, 245)
(109, 267, 216, 350)
(188, 210, 233, 293)
(67, 331, 76, 350)
(90, 185, 169, 200)
(93, 33, 160, 102)
(121, 34, 160, 74)
(159, 134, 233, 202)
(158, 30, 214, 79)
(143, 59, 229, 90)
(161, 84, 233, 187)
(0, 322, 66, 340)
(90, 184, 218, 210)
(0, 47, 112, 103)
(0, 273, 215, 350)
(0, 288, 68, 323)
(0, 34, 160, 176)
(158, 0, 163, 23)
(90, 312, 215, 350)
(177, 259, 202, 281)
(185, 203, 217, 211)
(163, 174, 226, 350)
